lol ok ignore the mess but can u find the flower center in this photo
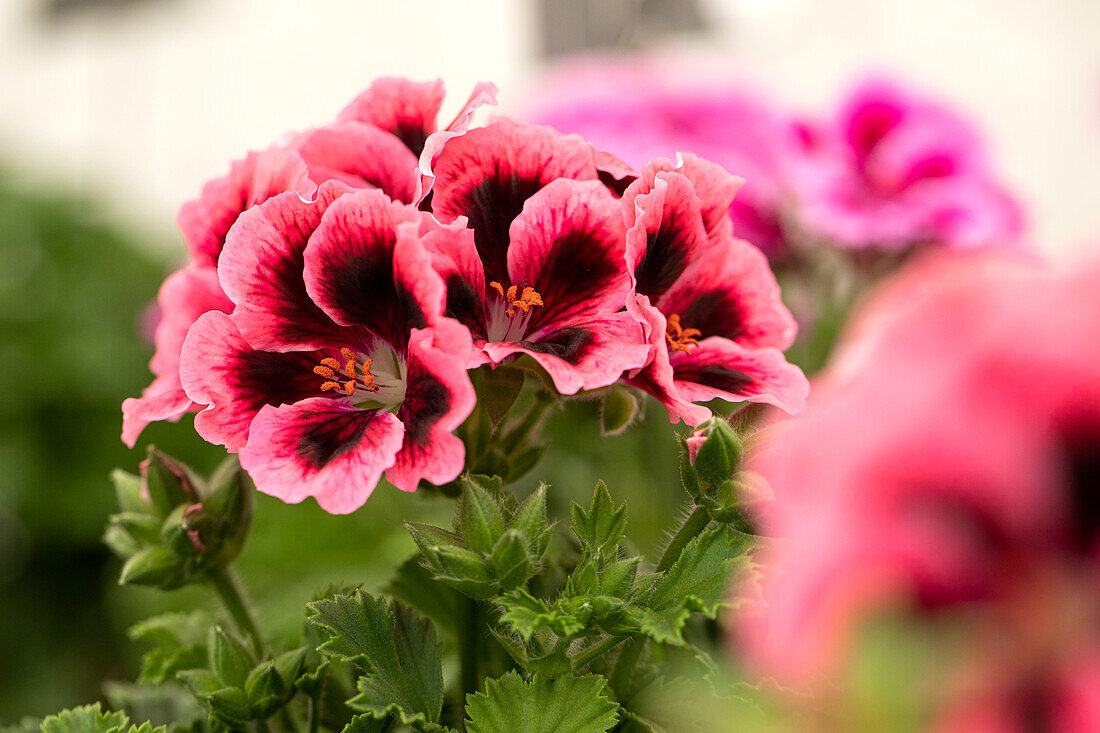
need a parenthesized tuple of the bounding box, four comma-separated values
(314, 347, 378, 396)
(665, 314, 701, 354)
(486, 281, 544, 342)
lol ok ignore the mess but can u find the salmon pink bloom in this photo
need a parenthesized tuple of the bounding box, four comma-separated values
(739, 253, 1100, 730)
(622, 156, 808, 424)
(179, 183, 474, 512)
(425, 119, 649, 393)
(122, 78, 493, 446)
(793, 78, 1026, 252)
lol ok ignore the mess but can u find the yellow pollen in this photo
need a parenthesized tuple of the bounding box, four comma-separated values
(314, 349, 379, 396)
(666, 314, 702, 354)
(489, 280, 545, 318)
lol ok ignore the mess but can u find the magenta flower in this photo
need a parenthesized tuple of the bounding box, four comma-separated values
(621, 156, 808, 424)
(122, 78, 493, 446)
(424, 119, 650, 393)
(793, 78, 1026, 252)
(178, 183, 475, 512)
(738, 252, 1100, 728)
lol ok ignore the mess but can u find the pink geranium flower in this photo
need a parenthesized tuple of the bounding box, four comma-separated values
(621, 156, 808, 424)
(122, 78, 494, 446)
(793, 78, 1026, 252)
(738, 252, 1100, 729)
(178, 183, 475, 512)
(424, 119, 650, 394)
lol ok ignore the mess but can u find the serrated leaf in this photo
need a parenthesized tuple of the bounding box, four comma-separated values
(570, 482, 626, 566)
(340, 714, 391, 733)
(210, 627, 254, 689)
(465, 672, 618, 733)
(309, 591, 443, 727)
(640, 528, 753, 644)
(498, 590, 584, 642)
(385, 556, 464, 637)
(41, 704, 129, 733)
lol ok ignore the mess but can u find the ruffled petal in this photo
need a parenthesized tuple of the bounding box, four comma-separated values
(623, 170, 710, 299)
(177, 146, 315, 268)
(296, 122, 420, 204)
(121, 265, 233, 446)
(422, 216, 490, 344)
(179, 311, 328, 452)
(430, 118, 598, 285)
(670, 337, 809, 415)
(595, 150, 638, 197)
(386, 324, 476, 491)
(507, 179, 630, 334)
(240, 398, 405, 514)
(657, 237, 797, 350)
(622, 154, 744, 246)
(482, 312, 649, 395)
(218, 181, 358, 351)
(303, 188, 432, 350)
(418, 81, 499, 203)
(336, 77, 446, 155)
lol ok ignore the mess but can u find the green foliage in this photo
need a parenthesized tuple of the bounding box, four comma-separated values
(308, 590, 445, 730)
(599, 385, 640, 436)
(465, 672, 618, 733)
(128, 612, 210, 684)
(39, 704, 164, 733)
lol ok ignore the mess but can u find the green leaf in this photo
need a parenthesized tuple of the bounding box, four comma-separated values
(111, 468, 150, 514)
(385, 556, 464, 637)
(244, 661, 284, 718)
(498, 590, 584, 642)
(340, 714, 392, 733)
(41, 704, 129, 733)
(600, 384, 639, 436)
(118, 545, 183, 588)
(457, 476, 507, 553)
(465, 672, 618, 733)
(205, 686, 252, 726)
(490, 530, 533, 591)
(210, 627, 254, 689)
(176, 669, 223, 697)
(570, 482, 626, 565)
(128, 612, 210, 684)
(640, 528, 753, 644)
(309, 591, 444, 727)
(510, 484, 551, 557)
(482, 365, 526, 429)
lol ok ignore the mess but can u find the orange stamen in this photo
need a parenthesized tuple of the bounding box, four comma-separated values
(666, 314, 702, 354)
(489, 280, 545, 318)
(313, 349, 380, 396)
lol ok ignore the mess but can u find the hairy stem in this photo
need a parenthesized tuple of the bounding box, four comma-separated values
(656, 506, 711, 573)
(459, 597, 480, 704)
(572, 635, 625, 671)
(208, 566, 266, 658)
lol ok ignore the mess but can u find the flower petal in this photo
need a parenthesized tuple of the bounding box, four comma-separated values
(336, 77, 446, 155)
(179, 311, 329, 451)
(303, 189, 432, 350)
(507, 179, 631, 334)
(177, 146, 315, 268)
(671, 337, 809, 415)
(418, 81, 499, 203)
(626, 297, 712, 426)
(240, 397, 405, 514)
(296, 122, 420, 204)
(218, 180, 357, 351)
(430, 118, 598, 285)
(657, 237, 797, 350)
(624, 170, 710, 299)
(422, 216, 490, 344)
(482, 312, 649, 395)
(386, 324, 476, 491)
(121, 265, 233, 446)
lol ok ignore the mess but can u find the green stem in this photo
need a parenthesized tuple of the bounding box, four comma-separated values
(609, 638, 643, 702)
(656, 506, 710, 573)
(501, 392, 553, 454)
(459, 597, 480, 702)
(572, 635, 625, 671)
(307, 668, 326, 733)
(208, 566, 265, 658)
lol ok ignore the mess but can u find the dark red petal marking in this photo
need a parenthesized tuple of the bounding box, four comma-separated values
(336, 77, 445, 156)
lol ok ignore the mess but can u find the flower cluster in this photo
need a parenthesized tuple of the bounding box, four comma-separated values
(122, 78, 807, 513)
(738, 252, 1100, 729)
(531, 63, 1026, 257)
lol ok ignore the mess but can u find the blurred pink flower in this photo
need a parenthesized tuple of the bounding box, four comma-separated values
(738, 251, 1100, 727)
(793, 79, 1027, 252)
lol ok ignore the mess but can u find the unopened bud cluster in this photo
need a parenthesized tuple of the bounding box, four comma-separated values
(680, 418, 755, 529)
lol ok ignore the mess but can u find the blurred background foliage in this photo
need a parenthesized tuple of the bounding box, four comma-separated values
(0, 171, 684, 718)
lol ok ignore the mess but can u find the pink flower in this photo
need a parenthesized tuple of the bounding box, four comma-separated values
(793, 78, 1027, 252)
(179, 183, 475, 512)
(621, 156, 808, 424)
(122, 78, 494, 446)
(529, 61, 804, 256)
(423, 118, 650, 394)
(738, 252, 1100, 729)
